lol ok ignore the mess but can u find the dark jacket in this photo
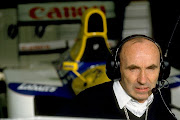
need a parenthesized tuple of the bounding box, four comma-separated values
(59, 81, 177, 120)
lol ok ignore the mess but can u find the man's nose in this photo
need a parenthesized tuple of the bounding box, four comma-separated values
(137, 70, 147, 84)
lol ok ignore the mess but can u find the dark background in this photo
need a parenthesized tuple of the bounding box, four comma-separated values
(149, 0, 180, 69)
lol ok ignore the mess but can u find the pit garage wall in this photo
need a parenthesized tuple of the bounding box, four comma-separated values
(0, 9, 18, 68)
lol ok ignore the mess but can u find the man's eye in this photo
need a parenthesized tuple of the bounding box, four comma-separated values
(130, 68, 135, 70)
(127, 65, 139, 71)
(129, 67, 137, 71)
(148, 67, 154, 70)
(147, 66, 157, 70)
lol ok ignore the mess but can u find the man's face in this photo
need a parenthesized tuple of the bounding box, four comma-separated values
(119, 38, 160, 103)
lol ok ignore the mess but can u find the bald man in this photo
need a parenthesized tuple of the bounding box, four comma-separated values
(58, 34, 177, 120)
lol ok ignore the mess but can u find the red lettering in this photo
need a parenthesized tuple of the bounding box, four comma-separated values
(100, 6, 106, 13)
(77, 6, 88, 16)
(71, 7, 76, 18)
(84, 6, 88, 10)
(77, 7, 82, 16)
(21, 45, 50, 51)
(46, 46, 50, 49)
(64, 7, 69, 18)
(29, 7, 45, 19)
(29, 5, 107, 20)
(21, 46, 27, 51)
(47, 7, 62, 18)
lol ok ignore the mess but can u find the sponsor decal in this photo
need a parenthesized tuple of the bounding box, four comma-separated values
(19, 40, 66, 51)
(18, 1, 115, 21)
(17, 83, 57, 92)
(8, 83, 75, 98)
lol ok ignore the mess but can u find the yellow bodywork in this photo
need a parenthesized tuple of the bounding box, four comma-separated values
(70, 7, 110, 62)
(72, 65, 110, 95)
(63, 8, 111, 95)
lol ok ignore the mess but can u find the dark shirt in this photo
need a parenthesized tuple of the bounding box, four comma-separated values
(58, 81, 177, 120)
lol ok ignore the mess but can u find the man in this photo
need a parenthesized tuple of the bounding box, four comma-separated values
(60, 34, 177, 120)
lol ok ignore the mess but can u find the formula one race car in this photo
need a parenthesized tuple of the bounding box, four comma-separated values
(3, 7, 112, 118)
(35, 7, 112, 116)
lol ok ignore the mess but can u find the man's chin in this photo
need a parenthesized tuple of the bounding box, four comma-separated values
(134, 94, 149, 103)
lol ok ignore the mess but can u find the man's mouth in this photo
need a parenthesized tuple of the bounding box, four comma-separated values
(135, 87, 149, 92)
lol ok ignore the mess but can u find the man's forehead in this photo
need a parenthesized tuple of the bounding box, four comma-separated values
(123, 38, 154, 46)
(119, 38, 161, 62)
(121, 38, 160, 53)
